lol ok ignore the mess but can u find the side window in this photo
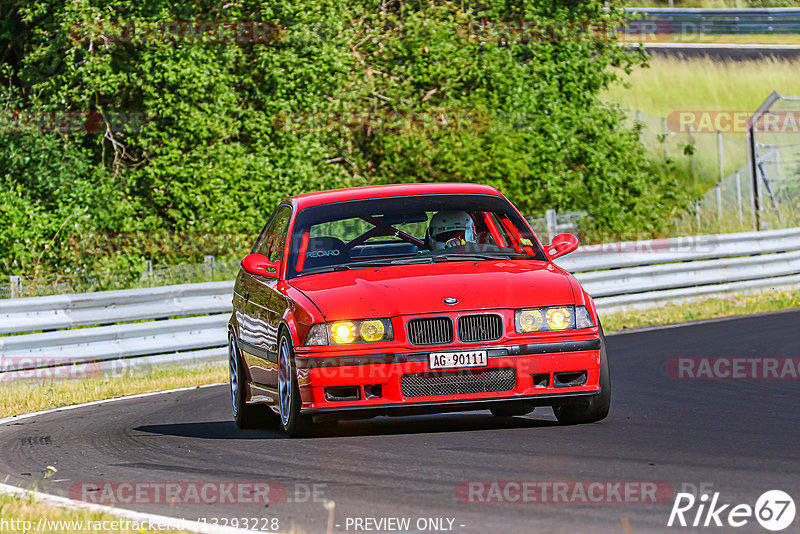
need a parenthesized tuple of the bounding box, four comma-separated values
(253, 205, 292, 262)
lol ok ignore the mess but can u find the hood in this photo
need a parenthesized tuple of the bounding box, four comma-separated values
(290, 260, 575, 320)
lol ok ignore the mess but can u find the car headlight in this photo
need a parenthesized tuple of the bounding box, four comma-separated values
(331, 321, 357, 344)
(515, 306, 594, 333)
(305, 318, 394, 346)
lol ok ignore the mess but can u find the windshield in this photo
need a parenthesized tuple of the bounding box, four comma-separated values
(286, 194, 546, 279)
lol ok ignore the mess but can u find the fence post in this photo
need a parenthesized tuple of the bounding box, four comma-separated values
(747, 118, 761, 231)
(717, 131, 724, 183)
(636, 110, 642, 141)
(735, 170, 743, 226)
(10, 275, 22, 299)
(716, 186, 722, 220)
(695, 200, 701, 230)
(545, 209, 557, 243)
(204, 255, 216, 278)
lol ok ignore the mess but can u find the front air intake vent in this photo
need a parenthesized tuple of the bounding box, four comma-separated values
(401, 367, 516, 397)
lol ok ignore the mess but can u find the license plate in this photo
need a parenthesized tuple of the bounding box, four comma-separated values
(429, 350, 488, 370)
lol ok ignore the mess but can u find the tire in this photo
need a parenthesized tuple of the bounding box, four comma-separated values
(229, 333, 278, 429)
(490, 402, 536, 417)
(553, 325, 611, 425)
(278, 330, 315, 438)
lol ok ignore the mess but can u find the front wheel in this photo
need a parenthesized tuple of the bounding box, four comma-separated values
(278, 331, 314, 438)
(229, 334, 278, 429)
(553, 325, 611, 425)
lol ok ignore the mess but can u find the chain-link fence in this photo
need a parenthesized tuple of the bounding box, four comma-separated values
(749, 92, 800, 231)
(1, 256, 241, 299)
(677, 93, 800, 234)
(527, 210, 589, 243)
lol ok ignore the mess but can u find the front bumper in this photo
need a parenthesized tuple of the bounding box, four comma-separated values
(294, 338, 602, 415)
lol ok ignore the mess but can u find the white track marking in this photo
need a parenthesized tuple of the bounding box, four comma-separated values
(0, 382, 270, 534)
(0, 482, 268, 534)
(0, 382, 226, 426)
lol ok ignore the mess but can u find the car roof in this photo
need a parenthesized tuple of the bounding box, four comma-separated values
(287, 182, 504, 210)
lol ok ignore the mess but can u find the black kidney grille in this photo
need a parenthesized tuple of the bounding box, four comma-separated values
(457, 314, 503, 343)
(401, 367, 516, 397)
(406, 317, 454, 345)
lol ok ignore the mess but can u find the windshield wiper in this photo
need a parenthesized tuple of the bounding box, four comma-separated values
(296, 264, 354, 276)
(296, 257, 428, 276)
(432, 253, 511, 262)
(297, 254, 514, 276)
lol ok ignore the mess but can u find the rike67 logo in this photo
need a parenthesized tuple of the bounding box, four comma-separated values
(668, 490, 796, 531)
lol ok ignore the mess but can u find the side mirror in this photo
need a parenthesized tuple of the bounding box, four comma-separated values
(547, 233, 579, 260)
(242, 254, 280, 278)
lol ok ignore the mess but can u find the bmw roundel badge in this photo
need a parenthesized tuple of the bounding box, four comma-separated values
(443, 297, 458, 305)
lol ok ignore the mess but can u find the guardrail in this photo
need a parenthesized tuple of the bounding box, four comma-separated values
(625, 7, 800, 34)
(556, 227, 800, 312)
(0, 282, 233, 381)
(1, 227, 799, 381)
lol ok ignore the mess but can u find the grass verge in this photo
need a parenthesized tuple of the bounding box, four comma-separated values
(642, 34, 800, 45)
(603, 55, 800, 119)
(0, 491, 195, 533)
(601, 287, 800, 333)
(630, 0, 794, 8)
(0, 362, 226, 418)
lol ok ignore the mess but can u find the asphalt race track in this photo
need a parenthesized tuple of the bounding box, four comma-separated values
(2, 310, 799, 534)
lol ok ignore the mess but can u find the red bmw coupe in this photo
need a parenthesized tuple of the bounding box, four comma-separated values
(228, 183, 610, 437)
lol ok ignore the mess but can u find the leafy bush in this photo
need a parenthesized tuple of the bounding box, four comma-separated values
(1, 0, 685, 280)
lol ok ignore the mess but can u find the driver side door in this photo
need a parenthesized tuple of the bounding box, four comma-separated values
(238, 205, 292, 391)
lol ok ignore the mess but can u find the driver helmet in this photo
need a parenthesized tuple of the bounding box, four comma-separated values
(427, 211, 476, 250)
